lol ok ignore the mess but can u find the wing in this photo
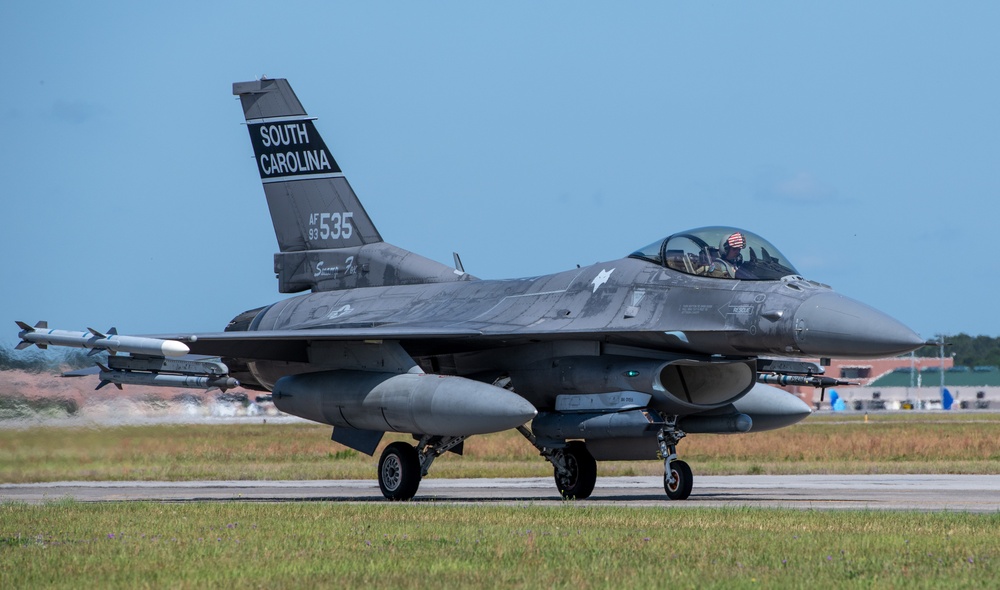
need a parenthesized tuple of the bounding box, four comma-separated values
(151, 326, 484, 362)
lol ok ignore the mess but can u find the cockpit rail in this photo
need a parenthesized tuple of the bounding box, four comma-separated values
(631, 226, 799, 281)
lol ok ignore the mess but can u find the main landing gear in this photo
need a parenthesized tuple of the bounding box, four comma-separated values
(377, 435, 466, 501)
(516, 426, 599, 500)
(552, 440, 598, 500)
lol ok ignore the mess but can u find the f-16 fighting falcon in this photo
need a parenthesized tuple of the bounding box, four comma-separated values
(16, 78, 925, 501)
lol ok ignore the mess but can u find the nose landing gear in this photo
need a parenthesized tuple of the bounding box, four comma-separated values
(657, 417, 692, 500)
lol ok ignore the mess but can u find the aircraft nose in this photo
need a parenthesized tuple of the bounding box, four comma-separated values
(793, 292, 924, 358)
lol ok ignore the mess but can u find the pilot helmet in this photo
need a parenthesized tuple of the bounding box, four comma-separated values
(720, 231, 746, 257)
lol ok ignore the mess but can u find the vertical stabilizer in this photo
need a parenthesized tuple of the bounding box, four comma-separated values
(233, 78, 381, 251)
(233, 78, 470, 293)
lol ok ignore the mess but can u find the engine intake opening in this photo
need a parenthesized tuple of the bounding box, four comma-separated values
(658, 360, 755, 406)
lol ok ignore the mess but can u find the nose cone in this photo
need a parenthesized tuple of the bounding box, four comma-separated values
(794, 292, 924, 358)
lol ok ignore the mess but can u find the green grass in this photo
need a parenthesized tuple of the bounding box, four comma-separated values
(3, 413, 1000, 483)
(2, 502, 998, 589)
(4, 415, 1000, 587)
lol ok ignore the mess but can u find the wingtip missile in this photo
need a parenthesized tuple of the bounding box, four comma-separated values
(14, 323, 190, 358)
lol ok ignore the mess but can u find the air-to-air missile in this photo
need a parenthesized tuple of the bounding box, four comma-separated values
(16, 321, 189, 358)
(756, 373, 855, 388)
(96, 363, 240, 391)
(16, 321, 239, 391)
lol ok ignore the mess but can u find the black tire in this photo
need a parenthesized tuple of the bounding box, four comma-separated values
(554, 441, 597, 500)
(664, 459, 693, 500)
(378, 442, 422, 501)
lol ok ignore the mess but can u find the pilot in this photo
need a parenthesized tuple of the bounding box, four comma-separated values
(719, 232, 746, 267)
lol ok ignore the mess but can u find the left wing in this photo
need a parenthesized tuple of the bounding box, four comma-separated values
(152, 326, 484, 361)
(17, 320, 484, 391)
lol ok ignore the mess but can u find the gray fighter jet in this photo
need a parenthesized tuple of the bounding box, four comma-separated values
(16, 78, 925, 501)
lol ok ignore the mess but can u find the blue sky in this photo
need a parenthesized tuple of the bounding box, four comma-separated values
(2, 2, 998, 344)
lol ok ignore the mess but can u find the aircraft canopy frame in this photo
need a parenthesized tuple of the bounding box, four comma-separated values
(630, 226, 800, 281)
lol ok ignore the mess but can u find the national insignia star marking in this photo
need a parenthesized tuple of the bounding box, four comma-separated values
(591, 268, 615, 293)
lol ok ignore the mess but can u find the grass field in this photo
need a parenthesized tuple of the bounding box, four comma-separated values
(2, 412, 1000, 483)
(3, 413, 1000, 587)
(2, 502, 998, 588)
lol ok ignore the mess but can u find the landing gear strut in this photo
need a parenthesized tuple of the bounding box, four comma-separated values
(657, 417, 692, 500)
(517, 426, 597, 500)
(376, 435, 467, 501)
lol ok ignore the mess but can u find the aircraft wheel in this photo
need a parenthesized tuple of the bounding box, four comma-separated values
(664, 459, 693, 500)
(378, 442, 421, 501)
(554, 441, 597, 500)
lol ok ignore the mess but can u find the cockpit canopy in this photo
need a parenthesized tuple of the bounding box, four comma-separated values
(630, 226, 799, 281)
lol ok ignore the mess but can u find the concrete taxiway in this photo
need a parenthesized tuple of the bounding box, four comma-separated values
(3, 475, 999, 511)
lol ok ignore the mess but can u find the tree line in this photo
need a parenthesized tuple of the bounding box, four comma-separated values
(913, 334, 1000, 368)
(0, 344, 99, 373)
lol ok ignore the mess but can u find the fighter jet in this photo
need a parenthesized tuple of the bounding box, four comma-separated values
(16, 78, 925, 501)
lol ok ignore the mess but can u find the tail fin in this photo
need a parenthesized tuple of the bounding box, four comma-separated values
(233, 79, 467, 292)
(233, 78, 381, 250)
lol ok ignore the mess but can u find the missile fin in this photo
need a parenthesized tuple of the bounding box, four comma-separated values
(87, 327, 107, 339)
(95, 362, 119, 391)
(15, 320, 33, 332)
(34, 321, 47, 329)
(15, 341, 33, 350)
(108, 327, 118, 336)
(37, 343, 47, 350)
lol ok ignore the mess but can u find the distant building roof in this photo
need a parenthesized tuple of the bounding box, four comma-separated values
(869, 366, 1000, 388)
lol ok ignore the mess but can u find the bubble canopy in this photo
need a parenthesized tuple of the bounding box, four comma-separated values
(630, 226, 799, 281)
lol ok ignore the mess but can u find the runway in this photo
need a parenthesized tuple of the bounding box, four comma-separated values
(3, 475, 999, 511)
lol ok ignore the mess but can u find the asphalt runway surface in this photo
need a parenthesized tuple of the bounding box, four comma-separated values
(4, 475, 999, 511)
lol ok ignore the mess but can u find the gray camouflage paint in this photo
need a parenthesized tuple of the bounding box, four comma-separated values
(19, 79, 925, 466)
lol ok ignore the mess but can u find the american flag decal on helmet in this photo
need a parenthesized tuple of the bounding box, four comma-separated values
(727, 232, 746, 249)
